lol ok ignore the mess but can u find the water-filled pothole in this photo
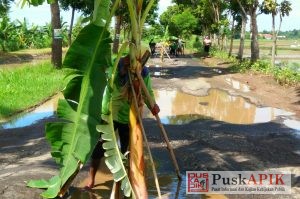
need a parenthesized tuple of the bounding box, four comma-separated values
(0, 94, 62, 129)
(146, 89, 299, 131)
(1, 89, 299, 135)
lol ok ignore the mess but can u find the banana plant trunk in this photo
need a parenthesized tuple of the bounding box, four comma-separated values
(126, 0, 156, 197)
(129, 103, 148, 198)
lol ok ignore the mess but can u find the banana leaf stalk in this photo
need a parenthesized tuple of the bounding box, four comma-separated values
(125, 0, 156, 197)
(136, 72, 182, 181)
(128, 69, 162, 198)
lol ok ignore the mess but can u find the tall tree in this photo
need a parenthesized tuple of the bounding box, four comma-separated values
(235, 0, 249, 60)
(249, 0, 260, 62)
(173, 0, 229, 47)
(21, 0, 62, 67)
(261, 0, 292, 67)
(0, 0, 13, 51)
(0, 0, 12, 17)
(59, 0, 94, 46)
(160, 5, 197, 38)
(235, 0, 260, 62)
(50, 0, 62, 68)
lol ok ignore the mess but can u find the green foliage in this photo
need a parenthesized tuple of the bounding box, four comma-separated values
(160, 5, 198, 38)
(273, 65, 300, 85)
(192, 36, 203, 52)
(159, 5, 183, 36)
(26, 0, 120, 197)
(59, 0, 94, 15)
(97, 112, 133, 197)
(228, 55, 300, 85)
(171, 9, 197, 37)
(0, 61, 68, 118)
(0, 17, 54, 51)
(26, 0, 136, 198)
(142, 23, 165, 41)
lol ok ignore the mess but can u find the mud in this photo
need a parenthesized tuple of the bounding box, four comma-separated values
(0, 54, 299, 199)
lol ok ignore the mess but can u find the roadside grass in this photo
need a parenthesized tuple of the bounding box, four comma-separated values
(0, 48, 69, 64)
(211, 50, 300, 86)
(0, 61, 69, 119)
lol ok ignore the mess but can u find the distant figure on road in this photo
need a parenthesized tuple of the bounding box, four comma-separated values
(149, 39, 156, 56)
(177, 38, 184, 56)
(203, 36, 212, 57)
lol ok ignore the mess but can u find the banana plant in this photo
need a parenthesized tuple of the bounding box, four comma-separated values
(97, 0, 156, 197)
(125, 0, 155, 198)
(26, 0, 124, 198)
(96, 42, 135, 198)
(26, 0, 156, 198)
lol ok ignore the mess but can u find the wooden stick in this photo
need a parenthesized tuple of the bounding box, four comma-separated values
(128, 70, 162, 198)
(136, 72, 182, 181)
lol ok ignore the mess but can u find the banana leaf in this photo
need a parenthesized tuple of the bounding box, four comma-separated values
(96, 43, 135, 198)
(27, 0, 114, 198)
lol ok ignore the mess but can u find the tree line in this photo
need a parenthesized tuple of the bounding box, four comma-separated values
(157, 0, 293, 66)
(1, 0, 295, 67)
(261, 29, 300, 39)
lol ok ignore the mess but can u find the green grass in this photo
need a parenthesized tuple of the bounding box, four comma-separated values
(209, 49, 300, 86)
(230, 39, 300, 55)
(230, 58, 300, 86)
(0, 61, 69, 118)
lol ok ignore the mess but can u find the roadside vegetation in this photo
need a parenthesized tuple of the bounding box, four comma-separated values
(183, 35, 300, 86)
(0, 61, 69, 118)
(210, 48, 300, 86)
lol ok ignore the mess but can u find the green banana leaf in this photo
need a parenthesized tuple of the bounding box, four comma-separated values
(27, 23, 110, 199)
(95, 43, 135, 198)
(27, 0, 114, 198)
(27, 0, 134, 198)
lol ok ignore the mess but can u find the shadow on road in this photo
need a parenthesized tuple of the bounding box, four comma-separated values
(148, 54, 236, 80)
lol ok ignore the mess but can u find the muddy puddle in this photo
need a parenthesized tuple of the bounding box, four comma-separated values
(145, 89, 299, 134)
(3, 88, 299, 131)
(69, 163, 226, 199)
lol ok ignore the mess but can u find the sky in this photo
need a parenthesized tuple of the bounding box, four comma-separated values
(8, 0, 300, 31)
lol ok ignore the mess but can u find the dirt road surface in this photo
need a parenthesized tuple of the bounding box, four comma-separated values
(0, 55, 299, 199)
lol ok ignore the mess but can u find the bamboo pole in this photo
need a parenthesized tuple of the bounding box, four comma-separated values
(136, 72, 182, 181)
(128, 70, 162, 198)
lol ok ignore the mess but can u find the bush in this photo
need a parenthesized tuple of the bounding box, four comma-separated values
(273, 67, 300, 85)
(229, 56, 299, 86)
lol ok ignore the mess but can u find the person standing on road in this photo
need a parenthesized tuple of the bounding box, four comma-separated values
(203, 36, 212, 57)
(85, 51, 160, 189)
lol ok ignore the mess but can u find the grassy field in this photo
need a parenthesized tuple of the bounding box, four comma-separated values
(0, 61, 69, 119)
(230, 39, 300, 57)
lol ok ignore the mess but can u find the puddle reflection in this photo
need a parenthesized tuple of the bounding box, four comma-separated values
(225, 78, 250, 92)
(0, 93, 63, 129)
(148, 89, 300, 133)
(152, 89, 295, 124)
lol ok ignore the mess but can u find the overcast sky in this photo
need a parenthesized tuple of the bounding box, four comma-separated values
(9, 0, 300, 31)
